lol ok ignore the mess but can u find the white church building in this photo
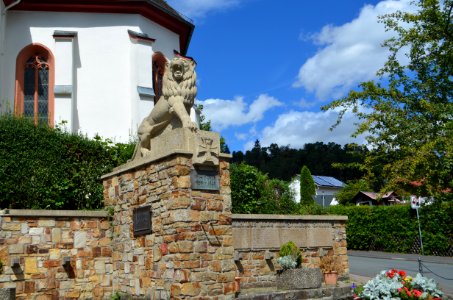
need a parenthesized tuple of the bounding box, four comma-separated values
(0, 0, 194, 142)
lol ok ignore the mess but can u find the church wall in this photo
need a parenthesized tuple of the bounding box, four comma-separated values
(2, 11, 180, 142)
(0, 1, 5, 109)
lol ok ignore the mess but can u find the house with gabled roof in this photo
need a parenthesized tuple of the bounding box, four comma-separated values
(352, 191, 401, 206)
(0, 0, 194, 141)
(289, 175, 345, 206)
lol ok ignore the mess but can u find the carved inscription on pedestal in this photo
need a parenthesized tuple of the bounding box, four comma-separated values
(190, 168, 219, 191)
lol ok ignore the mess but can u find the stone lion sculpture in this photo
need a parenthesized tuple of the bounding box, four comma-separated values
(133, 56, 198, 159)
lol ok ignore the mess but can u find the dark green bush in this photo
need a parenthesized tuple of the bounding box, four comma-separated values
(0, 116, 134, 209)
(230, 163, 298, 214)
(327, 202, 453, 255)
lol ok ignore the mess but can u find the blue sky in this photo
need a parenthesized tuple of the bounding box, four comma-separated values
(166, 0, 413, 152)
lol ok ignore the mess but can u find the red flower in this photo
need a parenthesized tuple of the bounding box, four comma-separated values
(398, 270, 406, 277)
(413, 289, 422, 297)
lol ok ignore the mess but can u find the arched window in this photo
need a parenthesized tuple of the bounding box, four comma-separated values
(152, 52, 166, 104)
(15, 44, 55, 126)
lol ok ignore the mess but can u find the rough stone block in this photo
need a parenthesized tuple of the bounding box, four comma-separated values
(74, 231, 87, 248)
(276, 267, 322, 290)
(21, 223, 29, 234)
(18, 236, 32, 244)
(181, 282, 201, 296)
(2, 223, 21, 231)
(38, 219, 55, 227)
(0, 288, 15, 300)
(29, 227, 44, 235)
(8, 244, 24, 254)
(49, 249, 60, 260)
(65, 290, 81, 298)
(24, 257, 38, 274)
(51, 228, 61, 243)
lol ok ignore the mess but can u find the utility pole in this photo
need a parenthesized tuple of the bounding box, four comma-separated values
(411, 196, 424, 275)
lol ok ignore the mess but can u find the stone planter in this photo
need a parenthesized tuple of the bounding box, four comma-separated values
(323, 271, 338, 285)
(276, 267, 323, 290)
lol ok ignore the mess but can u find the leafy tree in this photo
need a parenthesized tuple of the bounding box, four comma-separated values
(336, 179, 371, 205)
(230, 163, 298, 214)
(220, 137, 230, 154)
(230, 163, 266, 213)
(323, 0, 453, 196)
(194, 104, 211, 131)
(300, 165, 316, 205)
(232, 141, 366, 182)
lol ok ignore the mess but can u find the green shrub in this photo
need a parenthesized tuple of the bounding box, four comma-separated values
(327, 202, 453, 255)
(230, 163, 298, 214)
(0, 116, 134, 209)
(279, 241, 302, 268)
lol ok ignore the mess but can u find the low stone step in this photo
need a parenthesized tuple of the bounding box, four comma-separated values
(236, 285, 351, 300)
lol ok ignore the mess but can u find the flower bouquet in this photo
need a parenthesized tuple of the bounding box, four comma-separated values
(353, 269, 443, 300)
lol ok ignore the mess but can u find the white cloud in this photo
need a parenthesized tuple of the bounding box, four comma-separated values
(166, 0, 240, 19)
(197, 94, 282, 130)
(296, 98, 319, 109)
(246, 109, 366, 150)
(235, 132, 247, 140)
(293, 0, 414, 99)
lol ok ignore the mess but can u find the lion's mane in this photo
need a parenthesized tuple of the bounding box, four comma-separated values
(162, 57, 197, 106)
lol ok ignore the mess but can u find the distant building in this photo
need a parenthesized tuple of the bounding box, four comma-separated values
(289, 175, 345, 206)
(352, 191, 401, 206)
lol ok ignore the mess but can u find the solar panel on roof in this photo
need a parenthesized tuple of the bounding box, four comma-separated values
(312, 176, 345, 188)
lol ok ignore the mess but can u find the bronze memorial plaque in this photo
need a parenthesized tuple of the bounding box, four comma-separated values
(190, 168, 220, 191)
(133, 205, 152, 236)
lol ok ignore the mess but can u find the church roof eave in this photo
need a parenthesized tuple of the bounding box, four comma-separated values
(2, 0, 194, 55)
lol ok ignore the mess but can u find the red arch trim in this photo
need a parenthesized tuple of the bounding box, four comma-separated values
(15, 43, 55, 127)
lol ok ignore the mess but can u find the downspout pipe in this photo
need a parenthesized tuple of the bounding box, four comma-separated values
(3, 0, 22, 13)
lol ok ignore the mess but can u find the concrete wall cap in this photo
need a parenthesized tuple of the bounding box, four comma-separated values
(101, 150, 193, 179)
(0, 209, 109, 218)
(219, 153, 232, 159)
(232, 214, 347, 221)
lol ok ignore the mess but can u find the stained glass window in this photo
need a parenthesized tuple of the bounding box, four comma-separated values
(23, 56, 49, 124)
(152, 53, 166, 104)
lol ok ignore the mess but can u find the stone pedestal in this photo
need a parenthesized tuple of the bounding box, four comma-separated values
(102, 144, 234, 299)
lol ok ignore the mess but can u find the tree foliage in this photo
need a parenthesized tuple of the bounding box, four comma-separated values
(300, 165, 316, 205)
(323, 0, 453, 196)
(336, 179, 372, 205)
(232, 141, 367, 182)
(0, 116, 134, 209)
(230, 163, 298, 214)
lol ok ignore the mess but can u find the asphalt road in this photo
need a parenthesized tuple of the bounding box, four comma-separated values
(348, 251, 453, 295)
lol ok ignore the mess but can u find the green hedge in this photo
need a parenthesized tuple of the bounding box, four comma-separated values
(230, 163, 298, 214)
(0, 116, 134, 209)
(328, 202, 453, 255)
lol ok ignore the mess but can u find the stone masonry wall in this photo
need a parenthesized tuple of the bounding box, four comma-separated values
(0, 166, 348, 299)
(102, 153, 235, 299)
(232, 214, 348, 290)
(0, 210, 113, 300)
